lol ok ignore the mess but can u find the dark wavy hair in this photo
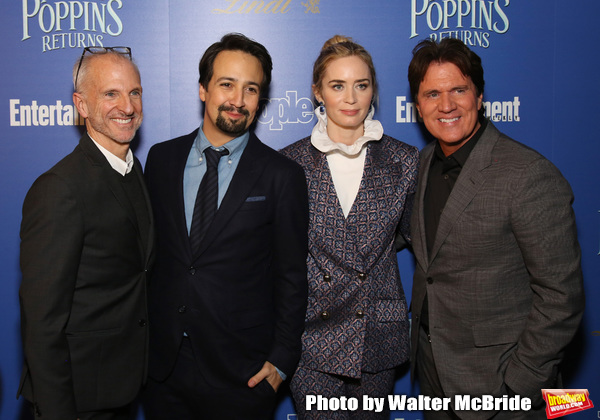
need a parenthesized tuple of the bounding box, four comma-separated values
(198, 33, 272, 96)
(408, 38, 484, 103)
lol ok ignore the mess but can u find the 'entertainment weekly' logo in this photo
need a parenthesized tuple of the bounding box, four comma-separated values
(410, 0, 511, 48)
(396, 95, 521, 123)
(22, 0, 126, 52)
(9, 98, 84, 127)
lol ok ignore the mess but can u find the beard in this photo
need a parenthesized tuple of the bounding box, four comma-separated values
(215, 105, 251, 137)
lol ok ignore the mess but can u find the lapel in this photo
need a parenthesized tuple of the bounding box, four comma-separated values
(79, 134, 151, 261)
(345, 145, 372, 223)
(347, 140, 395, 269)
(170, 131, 197, 262)
(131, 157, 155, 265)
(305, 142, 363, 271)
(308, 140, 396, 273)
(428, 122, 499, 264)
(192, 133, 267, 260)
(413, 143, 434, 271)
(312, 144, 346, 219)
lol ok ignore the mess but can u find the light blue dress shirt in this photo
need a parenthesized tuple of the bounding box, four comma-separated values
(181, 127, 287, 381)
(183, 127, 249, 233)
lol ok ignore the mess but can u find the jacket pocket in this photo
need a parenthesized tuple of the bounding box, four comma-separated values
(238, 198, 268, 212)
(472, 317, 526, 347)
(228, 309, 270, 330)
(66, 327, 121, 337)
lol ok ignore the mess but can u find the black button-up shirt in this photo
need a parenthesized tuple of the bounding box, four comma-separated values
(420, 119, 487, 327)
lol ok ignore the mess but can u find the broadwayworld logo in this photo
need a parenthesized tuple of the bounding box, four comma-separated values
(542, 389, 594, 419)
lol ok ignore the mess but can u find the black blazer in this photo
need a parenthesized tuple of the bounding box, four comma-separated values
(18, 134, 155, 419)
(144, 129, 309, 388)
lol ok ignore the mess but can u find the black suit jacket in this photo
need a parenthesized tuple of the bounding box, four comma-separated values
(18, 134, 155, 419)
(144, 129, 309, 388)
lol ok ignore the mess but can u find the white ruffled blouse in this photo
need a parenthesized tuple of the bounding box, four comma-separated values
(310, 106, 384, 218)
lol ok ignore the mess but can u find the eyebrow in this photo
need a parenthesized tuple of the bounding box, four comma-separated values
(421, 88, 439, 95)
(422, 84, 470, 95)
(327, 78, 371, 84)
(216, 76, 236, 84)
(216, 76, 261, 88)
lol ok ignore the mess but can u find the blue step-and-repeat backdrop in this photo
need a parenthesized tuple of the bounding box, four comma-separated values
(1, 1, 598, 419)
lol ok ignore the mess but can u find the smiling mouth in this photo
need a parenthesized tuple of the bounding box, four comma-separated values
(226, 111, 244, 119)
(439, 117, 460, 123)
(219, 105, 249, 118)
(112, 118, 133, 124)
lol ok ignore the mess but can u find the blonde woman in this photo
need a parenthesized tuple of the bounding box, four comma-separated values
(280, 35, 419, 418)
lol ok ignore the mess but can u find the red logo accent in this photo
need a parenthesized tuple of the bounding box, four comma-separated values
(542, 389, 594, 418)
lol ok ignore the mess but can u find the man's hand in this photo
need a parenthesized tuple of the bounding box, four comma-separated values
(247, 361, 283, 392)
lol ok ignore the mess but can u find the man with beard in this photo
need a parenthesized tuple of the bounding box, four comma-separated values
(19, 47, 153, 420)
(142, 33, 309, 419)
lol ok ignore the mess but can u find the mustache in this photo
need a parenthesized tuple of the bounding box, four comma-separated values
(218, 104, 250, 117)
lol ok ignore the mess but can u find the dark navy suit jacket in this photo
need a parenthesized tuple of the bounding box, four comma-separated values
(144, 129, 309, 388)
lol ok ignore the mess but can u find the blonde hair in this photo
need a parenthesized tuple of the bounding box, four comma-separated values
(312, 35, 378, 103)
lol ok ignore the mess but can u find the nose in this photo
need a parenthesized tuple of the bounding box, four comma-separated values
(118, 94, 135, 115)
(229, 87, 245, 108)
(344, 88, 357, 104)
(438, 92, 456, 113)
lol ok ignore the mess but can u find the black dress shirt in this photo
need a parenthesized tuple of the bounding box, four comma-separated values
(421, 118, 487, 327)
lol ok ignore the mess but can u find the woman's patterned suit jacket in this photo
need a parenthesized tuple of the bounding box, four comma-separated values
(280, 135, 419, 378)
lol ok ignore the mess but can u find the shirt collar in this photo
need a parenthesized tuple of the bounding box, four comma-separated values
(89, 134, 134, 176)
(433, 118, 487, 168)
(310, 105, 383, 157)
(196, 125, 249, 157)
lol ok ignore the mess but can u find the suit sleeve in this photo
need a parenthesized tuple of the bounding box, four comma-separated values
(395, 145, 420, 250)
(504, 157, 584, 402)
(267, 162, 309, 376)
(19, 172, 82, 420)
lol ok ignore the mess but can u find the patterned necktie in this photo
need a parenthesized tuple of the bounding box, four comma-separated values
(189, 147, 229, 253)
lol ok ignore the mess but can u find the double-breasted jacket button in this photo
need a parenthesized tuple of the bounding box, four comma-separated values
(427, 277, 434, 284)
(138, 319, 147, 327)
(323, 273, 331, 282)
(178, 305, 187, 313)
(357, 272, 366, 281)
(355, 309, 364, 318)
(320, 311, 330, 320)
(189, 267, 196, 275)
